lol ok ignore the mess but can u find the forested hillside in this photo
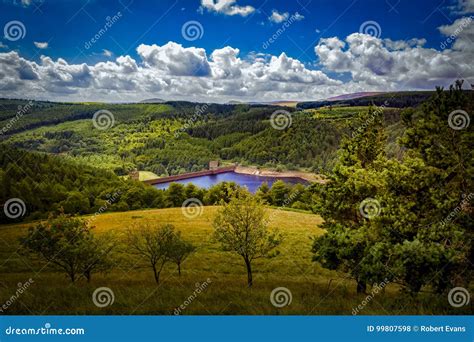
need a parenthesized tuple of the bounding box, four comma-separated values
(1, 98, 407, 176)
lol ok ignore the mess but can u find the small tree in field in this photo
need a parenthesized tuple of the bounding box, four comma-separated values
(126, 223, 176, 284)
(213, 189, 282, 287)
(168, 235, 195, 276)
(21, 213, 115, 283)
(81, 232, 117, 282)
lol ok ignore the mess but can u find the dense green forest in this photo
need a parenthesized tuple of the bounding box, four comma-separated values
(0, 86, 472, 229)
(1, 97, 407, 176)
(0, 145, 314, 222)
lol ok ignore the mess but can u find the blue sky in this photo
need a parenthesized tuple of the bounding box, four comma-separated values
(0, 0, 473, 102)
(0, 0, 462, 62)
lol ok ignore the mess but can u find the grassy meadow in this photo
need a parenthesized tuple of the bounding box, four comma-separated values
(0, 207, 468, 315)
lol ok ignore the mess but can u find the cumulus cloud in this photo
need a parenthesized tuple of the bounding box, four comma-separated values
(137, 42, 211, 76)
(0, 28, 472, 103)
(200, 0, 255, 16)
(269, 10, 289, 23)
(456, 0, 474, 13)
(34, 42, 48, 49)
(315, 32, 473, 89)
(269, 10, 304, 23)
(438, 16, 474, 51)
(0, 42, 344, 102)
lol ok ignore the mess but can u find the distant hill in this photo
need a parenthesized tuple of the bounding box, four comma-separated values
(325, 92, 383, 101)
(297, 91, 436, 109)
(140, 98, 165, 103)
(227, 100, 298, 107)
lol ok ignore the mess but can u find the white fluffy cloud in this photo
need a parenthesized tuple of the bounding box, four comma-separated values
(438, 16, 474, 51)
(0, 42, 344, 102)
(34, 42, 48, 49)
(269, 10, 289, 23)
(456, 0, 474, 13)
(269, 10, 304, 23)
(0, 24, 472, 103)
(137, 42, 211, 77)
(315, 31, 473, 89)
(200, 0, 254, 16)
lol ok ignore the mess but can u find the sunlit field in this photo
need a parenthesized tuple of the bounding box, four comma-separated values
(0, 207, 468, 315)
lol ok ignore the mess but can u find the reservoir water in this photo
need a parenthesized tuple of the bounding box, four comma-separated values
(153, 171, 307, 193)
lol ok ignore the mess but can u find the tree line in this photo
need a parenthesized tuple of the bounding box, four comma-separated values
(21, 189, 281, 287)
(0, 144, 313, 223)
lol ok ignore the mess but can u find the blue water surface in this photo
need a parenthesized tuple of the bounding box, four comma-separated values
(153, 171, 307, 192)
